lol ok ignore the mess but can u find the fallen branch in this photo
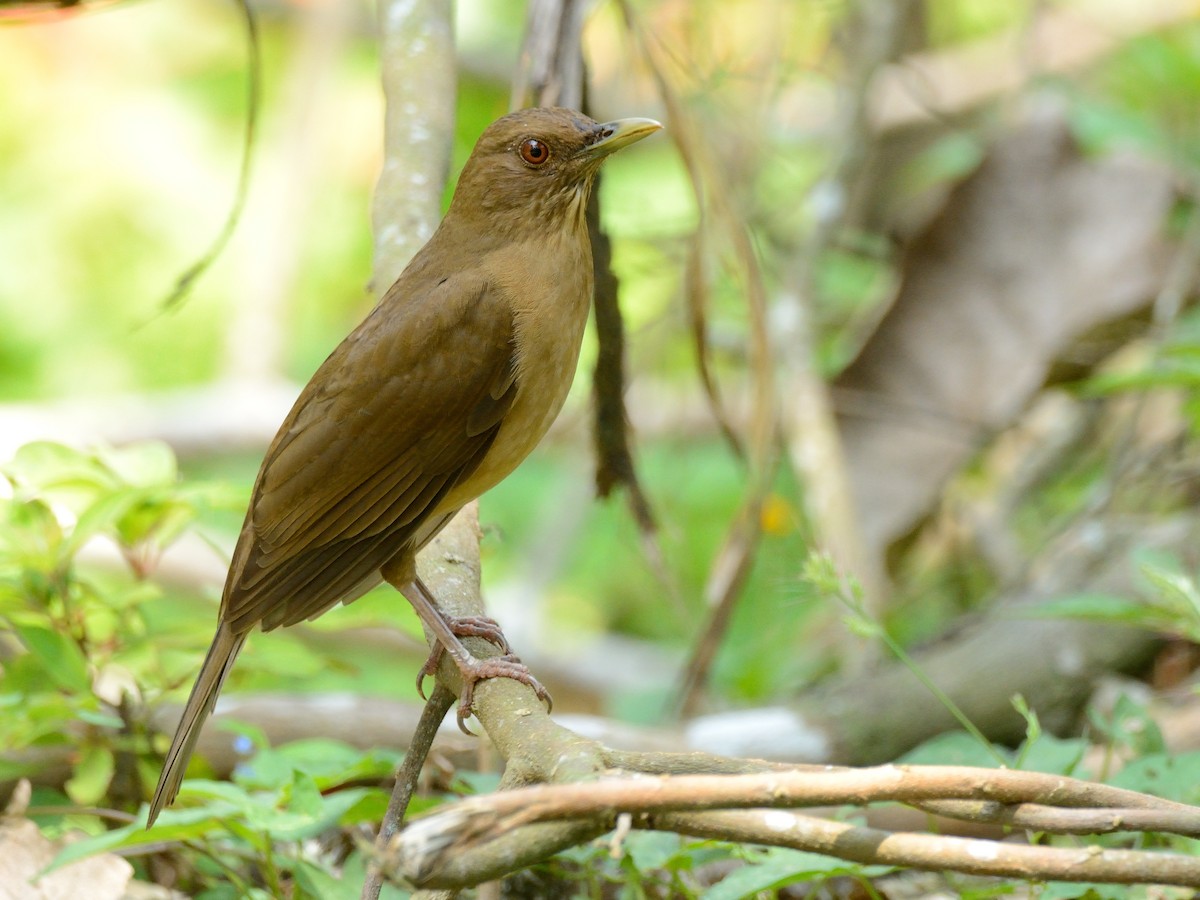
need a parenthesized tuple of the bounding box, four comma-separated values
(382, 766, 1200, 889)
(655, 809, 1200, 887)
(392, 765, 1200, 834)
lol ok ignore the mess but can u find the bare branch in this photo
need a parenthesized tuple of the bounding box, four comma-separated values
(915, 799, 1200, 838)
(383, 765, 1200, 889)
(396, 766, 1200, 826)
(372, 0, 455, 292)
(616, 0, 780, 715)
(363, 7, 459, 899)
(656, 809, 1200, 887)
(363, 685, 456, 900)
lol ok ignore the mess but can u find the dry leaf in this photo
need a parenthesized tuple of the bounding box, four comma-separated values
(0, 815, 131, 900)
(836, 107, 1176, 573)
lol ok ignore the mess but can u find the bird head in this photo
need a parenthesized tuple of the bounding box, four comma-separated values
(450, 107, 662, 230)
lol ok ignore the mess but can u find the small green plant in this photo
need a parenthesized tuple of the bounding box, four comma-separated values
(0, 440, 227, 807)
(0, 441, 405, 895)
(1038, 551, 1200, 647)
(53, 736, 401, 898)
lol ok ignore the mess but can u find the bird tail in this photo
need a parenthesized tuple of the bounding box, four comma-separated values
(146, 624, 246, 827)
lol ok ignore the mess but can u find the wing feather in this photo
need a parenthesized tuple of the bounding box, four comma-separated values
(221, 276, 518, 634)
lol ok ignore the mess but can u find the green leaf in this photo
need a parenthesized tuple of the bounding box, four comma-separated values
(334, 852, 411, 899)
(899, 732, 1009, 767)
(223, 770, 373, 842)
(46, 802, 241, 872)
(4, 442, 115, 497)
(1036, 882, 1123, 900)
(1033, 593, 1170, 629)
(700, 848, 873, 900)
(0, 757, 41, 780)
(175, 778, 257, 807)
(1014, 732, 1087, 777)
(65, 744, 114, 805)
(0, 687, 77, 745)
(75, 707, 123, 729)
(1138, 560, 1200, 632)
(237, 738, 400, 791)
(454, 770, 502, 796)
(284, 771, 325, 818)
(1108, 751, 1200, 805)
(625, 830, 683, 872)
(64, 489, 146, 557)
(331, 787, 388, 826)
(1091, 694, 1167, 758)
(2, 497, 64, 573)
(13, 623, 90, 693)
(291, 860, 349, 900)
(115, 494, 194, 551)
(234, 745, 296, 791)
(99, 441, 178, 488)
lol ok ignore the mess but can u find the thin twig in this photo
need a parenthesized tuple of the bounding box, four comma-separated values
(362, 684, 456, 900)
(395, 766, 1200, 830)
(616, 0, 779, 716)
(915, 798, 1200, 837)
(655, 808, 1200, 887)
(382, 765, 1200, 889)
(159, 0, 260, 313)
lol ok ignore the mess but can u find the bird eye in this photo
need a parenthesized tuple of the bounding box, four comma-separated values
(519, 138, 551, 166)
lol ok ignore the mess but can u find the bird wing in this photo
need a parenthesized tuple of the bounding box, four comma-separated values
(220, 275, 517, 633)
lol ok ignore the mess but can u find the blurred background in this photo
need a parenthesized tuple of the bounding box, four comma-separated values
(5, 0, 1200, 889)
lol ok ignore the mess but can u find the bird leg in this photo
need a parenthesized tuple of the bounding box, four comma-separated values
(414, 610, 510, 699)
(395, 575, 551, 731)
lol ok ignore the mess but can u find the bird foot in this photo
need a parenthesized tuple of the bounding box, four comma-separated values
(452, 653, 551, 733)
(414, 613, 513, 700)
(439, 613, 512, 653)
(415, 637, 551, 733)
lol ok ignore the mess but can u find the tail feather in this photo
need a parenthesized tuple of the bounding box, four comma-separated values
(147, 625, 246, 826)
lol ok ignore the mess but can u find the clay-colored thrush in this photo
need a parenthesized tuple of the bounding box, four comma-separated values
(147, 108, 660, 825)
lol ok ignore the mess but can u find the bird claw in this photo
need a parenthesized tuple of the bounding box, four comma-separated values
(438, 613, 512, 654)
(415, 644, 443, 701)
(416, 648, 551, 732)
(453, 653, 551, 734)
(415, 612, 514, 700)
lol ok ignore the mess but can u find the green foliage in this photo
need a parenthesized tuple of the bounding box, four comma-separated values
(804, 550, 1009, 767)
(0, 441, 225, 802)
(7, 5, 1200, 896)
(1072, 24, 1200, 178)
(900, 694, 1089, 776)
(52, 768, 387, 872)
(0, 441, 405, 894)
(699, 847, 886, 900)
(521, 833, 886, 899)
(1038, 551, 1200, 644)
(1036, 884, 1194, 900)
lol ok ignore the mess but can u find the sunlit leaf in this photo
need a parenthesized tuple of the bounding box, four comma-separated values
(12, 623, 90, 693)
(45, 802, 241, 872)
(701, 847, 880, 900)
(99, 441, 178, 488)
(1108, 751, 1200, 805)
(64, 744, 114, 805)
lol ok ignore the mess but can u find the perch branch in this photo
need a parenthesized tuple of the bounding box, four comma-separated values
(382, 765, 1200, 889)
(362, 683, 455, 900)
(656, 809, 1200, 887)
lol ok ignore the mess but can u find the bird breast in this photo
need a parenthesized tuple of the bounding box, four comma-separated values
(438, 229, 593, 513)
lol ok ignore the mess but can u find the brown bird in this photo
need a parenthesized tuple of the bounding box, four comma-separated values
(147, 108, 660, 825)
